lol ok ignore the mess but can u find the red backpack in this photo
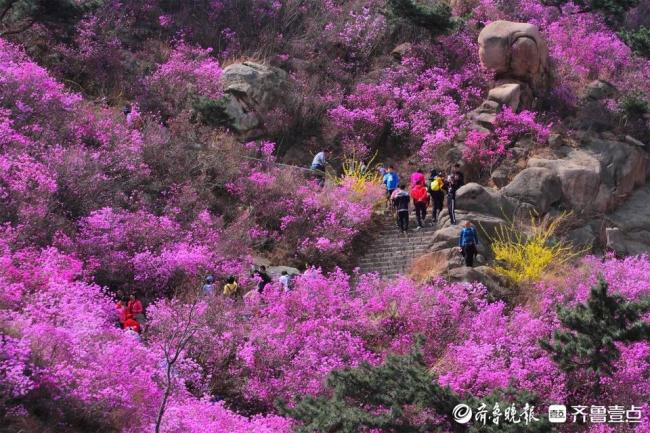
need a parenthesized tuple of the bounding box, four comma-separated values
(411, 185, 428, 203)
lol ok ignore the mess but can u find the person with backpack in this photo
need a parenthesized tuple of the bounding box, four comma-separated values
(223, 276, 239, 297)
(429, 172, 445, 224)
(392, 183, 411, 234)
(446, 164, 465, 225)
(410, 168, 425, 187)
(252, 265, 272, 293)
(410, 180, 429, 229)
(383, 165, 399, 211)
(459, 221, 479, 267)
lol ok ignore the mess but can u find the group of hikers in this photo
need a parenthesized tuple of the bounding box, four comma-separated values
(309, 149, 478, 267)
(382, 163, 480, 267)
(112, 267, 300, 338)
(382, 163, 465, 230)
(201, 266, 296, 299)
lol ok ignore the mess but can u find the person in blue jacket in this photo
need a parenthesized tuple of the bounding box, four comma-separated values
(383, 165, 399, 210)
(459, 221, 479, 267)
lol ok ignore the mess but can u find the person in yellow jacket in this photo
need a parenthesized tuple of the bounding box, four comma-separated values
(223, 276, 239, 297)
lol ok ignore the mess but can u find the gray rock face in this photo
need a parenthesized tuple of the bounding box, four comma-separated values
(585, 80, 617, 100)
(455, 183, 516, 217)
(528, 138, 647, 212)
(566, 225, 597, 250)
(487, 82, 521, 111)
(502, 167, 562, 214)
(220, 61, 290, 137)
(607, 184, 650, 255)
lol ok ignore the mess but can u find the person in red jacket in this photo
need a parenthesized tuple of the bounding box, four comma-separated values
(123, 317, 141, 333)
(410, 180, 429, 230)
(128, 294, 145, 323)
(117, 299, 132, 326)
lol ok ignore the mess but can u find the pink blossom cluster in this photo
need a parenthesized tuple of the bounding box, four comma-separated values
(463, 107, 550, 169)
(330, 31, 486, 159)
(226, 149, 383, 267)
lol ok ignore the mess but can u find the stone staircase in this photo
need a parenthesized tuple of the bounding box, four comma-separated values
(356, 214, 441, 279)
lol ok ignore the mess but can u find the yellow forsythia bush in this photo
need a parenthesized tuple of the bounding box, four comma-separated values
(489, 212, 587, 285)
(334, 154, 381, 194)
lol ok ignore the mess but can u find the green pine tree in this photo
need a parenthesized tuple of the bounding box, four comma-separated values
(540, 277, 650, 378)
(620, 26, 650, 58)
(386, 0, 454, 36)
(280, 343, 552, 433)
(0, 0, 103, 36)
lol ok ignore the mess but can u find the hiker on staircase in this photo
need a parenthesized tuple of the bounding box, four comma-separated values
(383, 165, 399, 212)
(429, 171, 445, 224)
(392, 183, 410, 234)
(410, 168, 425, 187)
(446, 164, 465, 225)
(459, 221, 479, 267)
(410, 180, 429, 230)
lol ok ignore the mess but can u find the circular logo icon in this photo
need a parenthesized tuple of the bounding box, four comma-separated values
(453, 404, 473, 424)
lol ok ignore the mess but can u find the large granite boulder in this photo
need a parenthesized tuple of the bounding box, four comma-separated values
(219, 61, 291, 137)
(478, 20, 549, 98)
(502, 167, 562, 214)
(528, 138, 647, 212)
(455, 183, 517, 217)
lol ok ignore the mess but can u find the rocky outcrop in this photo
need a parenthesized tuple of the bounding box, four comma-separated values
(606, 184, 650, 255)
(585, 80, 617, 100)
(478, 20, 549, 100)
(465, 21, 550, 155)
(391, 43, 412, 61)
(219, 61, 291, 137)
(529, 138, 647, 213)
(502, 167, 562, 214)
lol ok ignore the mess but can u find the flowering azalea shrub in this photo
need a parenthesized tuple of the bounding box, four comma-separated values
(181, 256, 650, 420)
(330, 32, 486, 159)
(1, 0, 650, 431)
(74, 207, 248, 296)
(463, 108, 550, 170)
(141, 42, 223, 119)
(226, 142, 383, 268)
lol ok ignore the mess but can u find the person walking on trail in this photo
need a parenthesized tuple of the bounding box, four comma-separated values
(201, 275, 216, 296)
(252, 265, 272, 293)
(459, 221, 479, 267)
(392, 184, 410, 234)
(429, 172, 445, 224)
(383, 165, 399, 211)
(410, 169, 425, 187)
(279, 271, 291, 292)
(223, 276, 239, 297)
(310, 150, 327, 187)
(410, 180, 429, 229)
(446, 164, 465, 225)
